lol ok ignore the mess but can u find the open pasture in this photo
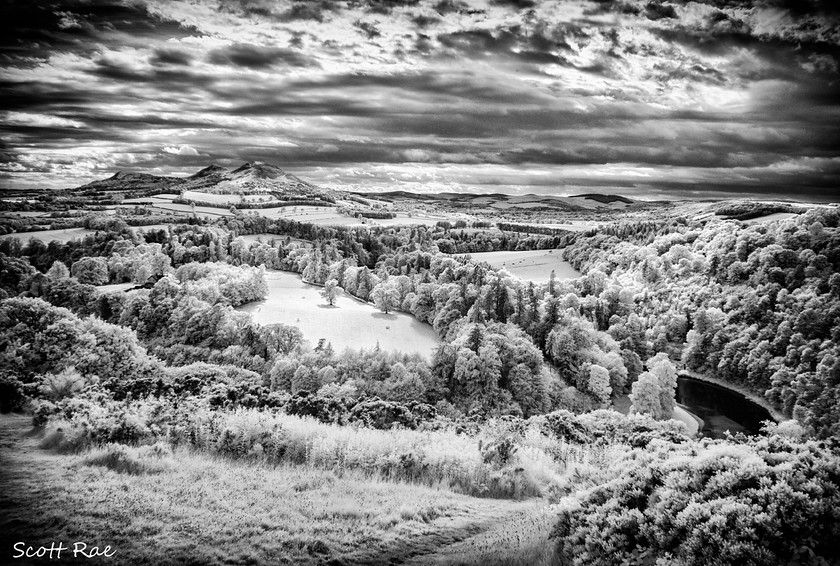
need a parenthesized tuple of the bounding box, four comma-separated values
(465, 249, 580, 283)
(743, 212, 798, 224)
(237, 270, 440, 357)
(0, 227, 97, 244)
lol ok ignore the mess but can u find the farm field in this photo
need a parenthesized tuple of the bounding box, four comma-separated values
(371, 213, 444, 227)
(123, 193, 180, 204)
(120, 197, 444, 227)
(0, 224, 184, 244)
(465, 249, 580, 283)
(148, 203, 235, 217)
(0, 227, 96, 243)
(237, 270, 440, 357)
(0, 211, 48, 218)
(180, 190, 281, 205)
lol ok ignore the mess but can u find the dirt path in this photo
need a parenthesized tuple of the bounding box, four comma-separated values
(340, 499, 548, 566)
(0, 414, 84, 564)
(398, 500, 559, 566)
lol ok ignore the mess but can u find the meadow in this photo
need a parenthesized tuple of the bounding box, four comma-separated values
(237, 269, 441, 357)
(0, 224, 181, 244)
(464, 249, 580, 283)
(0, 414, 557, 566)
(0, 227, 96, 244)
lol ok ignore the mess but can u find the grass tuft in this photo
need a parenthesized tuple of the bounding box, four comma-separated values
(81, 442, 173, 475)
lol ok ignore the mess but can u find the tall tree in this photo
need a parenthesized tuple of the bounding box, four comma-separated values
(630, 371, 662, 418)
(321, 278, 339, 306)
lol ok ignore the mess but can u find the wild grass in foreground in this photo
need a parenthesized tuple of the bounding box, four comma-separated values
(1, 415, 549, 566)
(38, 400, 634, 499)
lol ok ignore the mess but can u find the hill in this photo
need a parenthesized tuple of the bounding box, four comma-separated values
(74, 171, 183, 194)
(65, 161, 336, 202)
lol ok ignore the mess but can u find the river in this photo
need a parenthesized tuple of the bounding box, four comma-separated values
(676, 376, 775, 439)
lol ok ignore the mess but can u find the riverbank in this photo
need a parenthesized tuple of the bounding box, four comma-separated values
(674, 405, 703, 436)
(679, 370, 787, 424)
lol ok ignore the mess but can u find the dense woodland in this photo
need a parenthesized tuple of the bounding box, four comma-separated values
(1, 203, 839, 564)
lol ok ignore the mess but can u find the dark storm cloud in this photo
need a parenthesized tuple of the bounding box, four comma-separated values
(354, 20, 382, 39)
(490, 0, 537, 9)
(0, 0, 196, 57)
(207, 43, 315, 69)
(644, 2, 677, 21)
(151, 47, 193, 66)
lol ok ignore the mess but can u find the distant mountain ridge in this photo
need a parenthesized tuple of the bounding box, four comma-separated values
(74, 161, 332, 201)
(71, 163, 637, 210)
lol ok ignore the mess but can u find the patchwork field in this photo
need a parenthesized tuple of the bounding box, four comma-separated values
(0, 224, 186, 244)
(148, 203, 234, 217)
(464, 249, 580, 283)
(0, 227, 96, 244)
(237, 270, 440, 357)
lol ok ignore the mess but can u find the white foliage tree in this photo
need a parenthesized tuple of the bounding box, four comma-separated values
(321, 278, 339, 306)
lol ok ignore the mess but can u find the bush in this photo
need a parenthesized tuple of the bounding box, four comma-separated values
(38, 367, 88, 401)
(536, 410, 593, 444)
(285, 392, 349, 424)
(348, 397, 436, 430)
(552, 434, 840, 565)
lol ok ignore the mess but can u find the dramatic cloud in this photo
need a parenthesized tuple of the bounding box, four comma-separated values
(162, 144, 200, 156)
(1, 0, 839, 200)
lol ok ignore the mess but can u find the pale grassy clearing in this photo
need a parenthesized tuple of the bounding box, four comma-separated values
(743, 212, 798, 224)
(0, 415, 540, 566)
(0, 224, 191, 245)
(180, 190, 280, 205)
(0, 211, 48, 218)
(0, 227, 96, 244)
(465, 249, 580, 283)
(368, 213, 443, 227)
(237, 270, 440, 357)
(95, 282, 138, 293)
(148, 203, 234, 217)
(128, 223, 179, 233)
(123, 193, 179, 203)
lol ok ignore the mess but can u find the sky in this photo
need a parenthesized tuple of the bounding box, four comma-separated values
(1, 0, 839, 200)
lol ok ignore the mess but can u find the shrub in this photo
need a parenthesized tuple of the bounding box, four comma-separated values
(38, 367, 88, 401)
(552, 434, 840, 565)
(286, 392, 349, 424)
(536, 410, 594, 444)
